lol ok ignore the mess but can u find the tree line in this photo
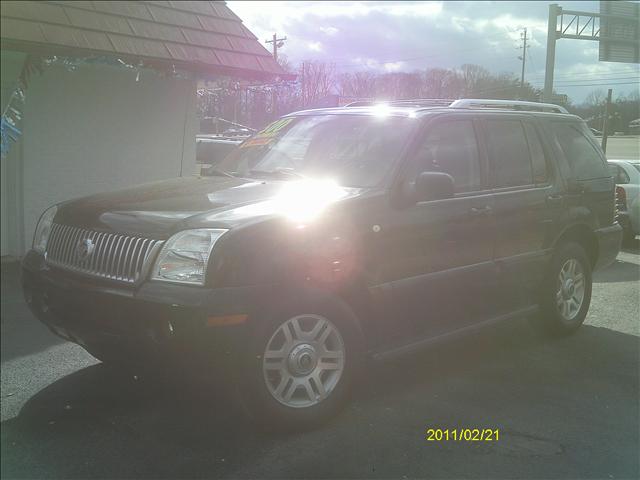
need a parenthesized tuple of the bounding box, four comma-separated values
(197, 59, 638, 132)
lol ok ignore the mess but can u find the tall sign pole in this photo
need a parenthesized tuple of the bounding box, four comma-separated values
(544, 4, 560, 102)
(543, 2, 638, 103)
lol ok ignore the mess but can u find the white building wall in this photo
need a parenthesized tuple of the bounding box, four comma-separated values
(17, 62, 197, 255)
(1, 51, 27, 257)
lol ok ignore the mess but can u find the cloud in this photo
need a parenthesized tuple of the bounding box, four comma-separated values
(228, 1, 640, 102)
(319, 26, 339, 36)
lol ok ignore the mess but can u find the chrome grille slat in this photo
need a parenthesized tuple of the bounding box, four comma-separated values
(53, 224, 65, 260)
(90, 232, 103, 272)
(118, 236, 130, 280)
(126, 238, 142, 281)
(134, 238, 149, 281)
(58, 226, 69, 259)
(67, 227, 81, 266)
(61, 225, 73, 265)
(45, 223, 162, 284)
(109, 235, 123, 278)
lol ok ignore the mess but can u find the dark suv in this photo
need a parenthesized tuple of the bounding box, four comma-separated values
(22, 99, 622, 430)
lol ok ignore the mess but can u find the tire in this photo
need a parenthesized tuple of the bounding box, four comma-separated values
(531, 242, 592, 336)
(239, 292, 365, 432)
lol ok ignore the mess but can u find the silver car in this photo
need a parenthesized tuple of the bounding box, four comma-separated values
(608, 159, 640, 243)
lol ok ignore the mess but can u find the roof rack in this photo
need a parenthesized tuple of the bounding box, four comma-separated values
(344, 99, 455, 108)
(344, 101, 374, 107)
(388, 98, 455, 108)
(449, 99, 568, 114)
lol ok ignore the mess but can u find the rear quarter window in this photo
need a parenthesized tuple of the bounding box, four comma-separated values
(553, 122, 608, 180)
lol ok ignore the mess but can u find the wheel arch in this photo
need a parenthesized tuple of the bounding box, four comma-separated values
(552, 223, 598, 267)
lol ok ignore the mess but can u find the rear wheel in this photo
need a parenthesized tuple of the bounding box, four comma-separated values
(240, 295, 364, 431)
(531, 242, 592, 336)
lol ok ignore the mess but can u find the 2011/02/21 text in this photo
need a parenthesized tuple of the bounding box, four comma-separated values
(425, 428, 499, 442)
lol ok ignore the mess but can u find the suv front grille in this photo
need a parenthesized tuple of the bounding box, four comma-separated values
(45, 224, 163, 284)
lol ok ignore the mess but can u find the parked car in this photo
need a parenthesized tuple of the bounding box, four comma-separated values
(196, 135, 242, 167)
(23, 99, 622, 430)
(590, 127, 603, 137)
(608, 159, 640, 243)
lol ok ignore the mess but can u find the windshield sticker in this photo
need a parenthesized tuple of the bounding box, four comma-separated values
(241, 136, 274, 148)
(240, 118, 294, 148)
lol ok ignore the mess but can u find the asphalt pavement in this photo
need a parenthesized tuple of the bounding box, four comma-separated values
(603, 135, 640, 161)
(1, 243, 639, 479)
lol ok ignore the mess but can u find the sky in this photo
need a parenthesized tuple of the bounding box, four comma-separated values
(227, 1, 640, 104)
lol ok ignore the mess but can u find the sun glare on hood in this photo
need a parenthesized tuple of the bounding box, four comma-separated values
(274, 178, 347, 223)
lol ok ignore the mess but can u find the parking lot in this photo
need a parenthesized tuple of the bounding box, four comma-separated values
(604, 135, 640, 161)
(1, 243, 639, 479)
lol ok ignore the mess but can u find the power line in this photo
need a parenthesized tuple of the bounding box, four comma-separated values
(531, 76, 640, 84)
(530, 81, 639, 87)
(527, 69, 639, 79)
(550, 76, 640, 84)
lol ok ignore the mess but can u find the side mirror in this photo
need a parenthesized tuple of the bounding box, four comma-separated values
(414, 171, 455, 202)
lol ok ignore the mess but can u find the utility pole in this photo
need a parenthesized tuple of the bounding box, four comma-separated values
(301, 61, 306, 108)
(265, 33, 286, 119)
(601, 88, 613, 154)
(519, 28, 528, 99)
(265, 33, 287, 62)
(544, 4, 561, 102)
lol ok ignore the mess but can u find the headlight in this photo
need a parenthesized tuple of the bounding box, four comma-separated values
(33, 205, 58, 254)
(151, 229, 227, 285)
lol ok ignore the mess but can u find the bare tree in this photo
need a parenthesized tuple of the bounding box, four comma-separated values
(585, 89, 606, 107)
(301, 61, 337, 107)
(459, 64, 491, 97)
(338, 71, 377, 99)
(422, 68, 461, 98)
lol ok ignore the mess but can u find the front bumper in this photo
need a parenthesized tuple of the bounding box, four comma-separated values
(594, 223, 623, 270)
(21, 251, 269, 372)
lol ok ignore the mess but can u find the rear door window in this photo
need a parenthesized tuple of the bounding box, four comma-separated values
(484, 119, 533, 188)
(553, 123, 608, 180)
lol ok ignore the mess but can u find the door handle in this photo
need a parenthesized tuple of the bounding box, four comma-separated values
(469, 206, 492, 216)
(546, 194, 564, 205)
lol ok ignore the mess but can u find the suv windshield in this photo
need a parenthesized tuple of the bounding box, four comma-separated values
(216, 114, 417, 187)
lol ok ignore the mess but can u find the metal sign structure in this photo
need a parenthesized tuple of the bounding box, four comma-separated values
(543, 1, 640, 101)
(599, 1, 639, 64)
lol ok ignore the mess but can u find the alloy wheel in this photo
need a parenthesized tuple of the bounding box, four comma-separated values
(262, 314, 345, 408)
(556, 258, 585, 321)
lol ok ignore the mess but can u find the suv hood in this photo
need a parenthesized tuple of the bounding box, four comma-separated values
(55, 176, 362, 238)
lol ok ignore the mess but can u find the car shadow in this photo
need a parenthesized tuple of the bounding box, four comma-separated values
(2, 318, 638, 479)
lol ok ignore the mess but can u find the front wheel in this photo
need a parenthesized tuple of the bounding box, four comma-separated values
(531, 242, 593, 336)
(240, 295, 364, 431)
